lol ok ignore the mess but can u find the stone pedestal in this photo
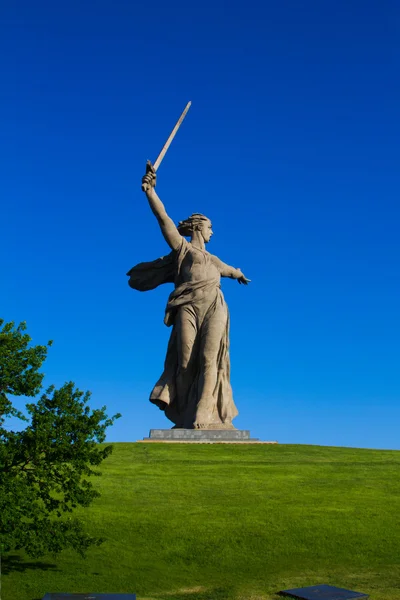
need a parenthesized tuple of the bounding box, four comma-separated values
(142, 429, 260, 442)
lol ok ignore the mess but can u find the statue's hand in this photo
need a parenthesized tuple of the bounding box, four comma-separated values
(236, 268, 251, 285)
(142, 161, 157, 192)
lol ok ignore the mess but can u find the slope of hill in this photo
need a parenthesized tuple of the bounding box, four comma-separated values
(2, 443, 400, 600)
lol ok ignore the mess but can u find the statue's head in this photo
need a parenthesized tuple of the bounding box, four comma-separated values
(178, 213, 213, 243)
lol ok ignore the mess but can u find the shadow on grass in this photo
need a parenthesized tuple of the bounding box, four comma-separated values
(1, 553, 60, 575)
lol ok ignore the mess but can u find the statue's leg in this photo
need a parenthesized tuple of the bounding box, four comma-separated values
(175, 305, 198, 415)
(194, 300, 228, 428)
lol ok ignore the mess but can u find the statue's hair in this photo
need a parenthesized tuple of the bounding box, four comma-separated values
(177, 213, 211, 236)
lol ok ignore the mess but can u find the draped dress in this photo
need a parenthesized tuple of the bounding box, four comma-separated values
(127, 236, 238, 428)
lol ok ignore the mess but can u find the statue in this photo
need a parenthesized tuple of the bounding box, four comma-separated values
(127, 164, 250, 430)
(127, 105, 250, 429)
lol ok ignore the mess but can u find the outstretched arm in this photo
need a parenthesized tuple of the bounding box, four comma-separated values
(141, 162, 182, 251)
(211, 256, 251, 285)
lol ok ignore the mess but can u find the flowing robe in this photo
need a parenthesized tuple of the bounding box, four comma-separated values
(127, 238, 238, 428)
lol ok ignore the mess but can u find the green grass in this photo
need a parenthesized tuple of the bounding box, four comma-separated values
(2, 443, 400, 600)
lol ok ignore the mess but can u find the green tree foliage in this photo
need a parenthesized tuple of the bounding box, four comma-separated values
(0, 319, 121, 557)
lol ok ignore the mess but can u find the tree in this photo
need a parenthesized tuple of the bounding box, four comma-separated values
(0, 319, 121, 558)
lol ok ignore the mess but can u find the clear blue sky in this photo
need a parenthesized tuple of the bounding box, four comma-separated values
(2, 1, 399, 449)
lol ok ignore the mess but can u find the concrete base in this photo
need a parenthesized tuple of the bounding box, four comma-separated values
(139, 429, 278, 443)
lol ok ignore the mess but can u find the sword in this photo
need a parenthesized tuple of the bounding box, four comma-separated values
(142, 101, 191, 191)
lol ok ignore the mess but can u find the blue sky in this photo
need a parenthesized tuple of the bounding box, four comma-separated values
(2, 1, 399, 449)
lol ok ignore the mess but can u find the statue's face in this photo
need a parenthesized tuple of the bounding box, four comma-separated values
(200, 220, 213, 243)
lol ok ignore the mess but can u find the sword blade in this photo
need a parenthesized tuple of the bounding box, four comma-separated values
(153, 101, 191, 171)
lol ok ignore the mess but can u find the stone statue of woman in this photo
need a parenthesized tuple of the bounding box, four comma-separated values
(127, 162, 250, 429)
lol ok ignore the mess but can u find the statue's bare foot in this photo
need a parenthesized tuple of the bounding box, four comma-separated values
(193, 422, 208, 429)
(193, 398, 213, 429)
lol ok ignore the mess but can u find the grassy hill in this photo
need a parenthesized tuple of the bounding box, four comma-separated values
(2, 443, 400, 600)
